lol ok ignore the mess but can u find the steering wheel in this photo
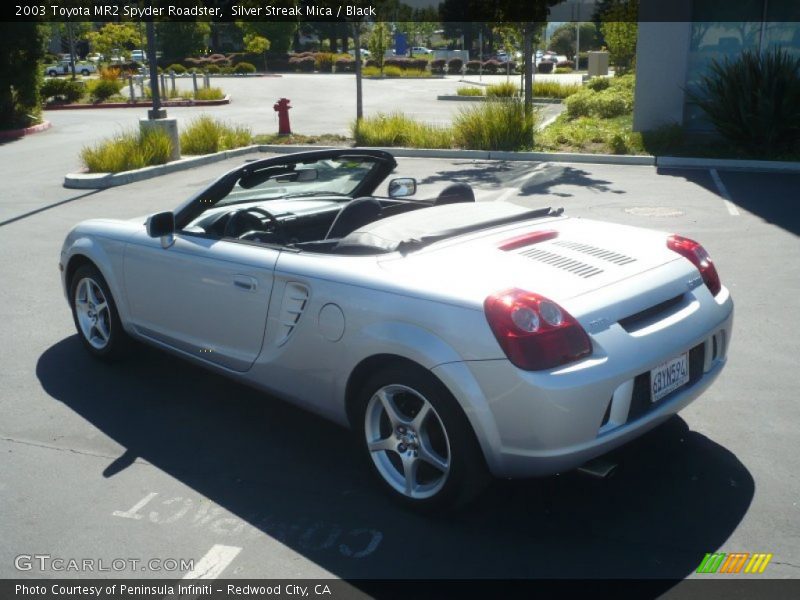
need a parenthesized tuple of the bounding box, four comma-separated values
(223, 207, 284, 242)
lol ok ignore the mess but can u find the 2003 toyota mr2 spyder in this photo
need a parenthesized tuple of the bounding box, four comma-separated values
(60, 149, 734, 509)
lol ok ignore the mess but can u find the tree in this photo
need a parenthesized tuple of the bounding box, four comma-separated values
(156, 22, 211, 63)
(237, 22, 296, 55)
(0, 23, 46, 130)
(599, 0, 639, 72)
(368, 23, 390, 73)
(244, 33, 271, 72)
(398, 20, 438, 55)
(548, 22, 603, 60)
(86, 23, 140, 61)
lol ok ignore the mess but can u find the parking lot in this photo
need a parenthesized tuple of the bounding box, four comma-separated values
(1, 135, 799, 589)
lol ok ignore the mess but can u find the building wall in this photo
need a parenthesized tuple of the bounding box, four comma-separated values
(632, 21, 693, 131)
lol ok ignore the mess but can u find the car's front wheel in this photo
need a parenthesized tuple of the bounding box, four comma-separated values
(81, 69, 90, 76)
(357, 365, 489, 511)
(69, 264, 129, 360)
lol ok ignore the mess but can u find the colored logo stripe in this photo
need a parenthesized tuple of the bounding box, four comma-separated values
(697, 552, 773, 574)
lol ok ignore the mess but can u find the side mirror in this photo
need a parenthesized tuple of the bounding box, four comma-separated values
(146, 212, 175, 238)
(388, 177, 417, 198)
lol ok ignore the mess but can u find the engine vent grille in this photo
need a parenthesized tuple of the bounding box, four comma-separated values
(517, 247, 604, 278)
(276, 282, 309, 347)
(552, 240, 637, 266)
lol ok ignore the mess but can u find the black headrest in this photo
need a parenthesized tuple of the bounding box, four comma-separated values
(325, 197, 382, 239)
(435, 182, 475, 205)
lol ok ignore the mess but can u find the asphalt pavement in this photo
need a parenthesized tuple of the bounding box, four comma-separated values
(0, 144, 799, 590)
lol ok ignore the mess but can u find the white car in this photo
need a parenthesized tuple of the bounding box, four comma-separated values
(44, 60, 97, 77)
(59, 150, 734, 510)
(409, 46, 433, 55)
(130, 49, 147, 63)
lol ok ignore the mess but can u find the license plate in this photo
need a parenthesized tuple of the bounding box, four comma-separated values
(650, 353, 689, 403)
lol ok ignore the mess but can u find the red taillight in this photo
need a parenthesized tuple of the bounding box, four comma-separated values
(667, 234, 722, 296)
(498, 230, 558, 251)
(484, 288, 592, 371)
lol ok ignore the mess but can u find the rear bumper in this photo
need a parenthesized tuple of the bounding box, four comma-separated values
(433, 288, 734, 478)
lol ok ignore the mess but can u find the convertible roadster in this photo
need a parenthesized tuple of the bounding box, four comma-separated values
(60, 149, 733, 509)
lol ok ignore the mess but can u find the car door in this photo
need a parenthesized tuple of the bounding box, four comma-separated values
(123, 231, 277, 372)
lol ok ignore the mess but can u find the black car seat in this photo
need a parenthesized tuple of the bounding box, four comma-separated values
(434, 182, 475, 205)
(325, 197, 383, 239)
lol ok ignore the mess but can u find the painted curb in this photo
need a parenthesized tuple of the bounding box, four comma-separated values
(46, 95, 231, 111)
(657, 155, 800, 173)
(0, 120, 52, 140)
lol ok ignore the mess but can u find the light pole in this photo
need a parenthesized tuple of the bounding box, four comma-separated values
(140, 21, 180, 160)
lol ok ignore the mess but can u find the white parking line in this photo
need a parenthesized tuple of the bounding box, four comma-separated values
(182, 544, 242, 580)
(495, 167, 546, 203)
(710, 169, 740, 216)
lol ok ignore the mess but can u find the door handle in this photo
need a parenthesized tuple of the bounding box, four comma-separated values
(233, 275, 258, 291)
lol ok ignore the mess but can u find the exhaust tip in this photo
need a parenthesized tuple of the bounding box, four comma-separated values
(577, 457, 618, 479)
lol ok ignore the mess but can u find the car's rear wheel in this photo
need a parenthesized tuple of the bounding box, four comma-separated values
(357, 365, 489, 511)
(81, 69, 90, 76)
(69, 264, 129, 360)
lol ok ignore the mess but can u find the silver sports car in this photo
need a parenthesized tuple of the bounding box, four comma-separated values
(60, 149, 734, 509)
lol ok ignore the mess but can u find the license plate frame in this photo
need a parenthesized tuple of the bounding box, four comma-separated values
(650, 352, 690, 403)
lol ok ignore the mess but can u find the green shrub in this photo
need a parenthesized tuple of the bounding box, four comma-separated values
(554, 67, 573, 74)
(686, 48, 800, 154)
(41, 78, 84, 103)
(88, 78, 123, 102)
(167, 64, 186, 74)
(362, 66, 381, 77)
(565, 85, 633, 119)
(81, 129, 172, 173)
(180, 115, 253, 155)
(586, 77, 611, 91)
(486, 82, 518, 98)
(453, 98, 538, 151)
(234, 62, 256, 74)
(205, 64, 221, 74)
(456, 86, 483, 96)
(194, 87, 225, 101)
(352, 113, 452, 148)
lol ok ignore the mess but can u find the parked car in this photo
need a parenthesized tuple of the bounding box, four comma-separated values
(409, 46, 433, 55)
(347, 48, 371, 57)
(130, 49, 147, 63)
(44, 60, 97, 77)
(59, 149, 734, 510)
(86, 53, 103, 63)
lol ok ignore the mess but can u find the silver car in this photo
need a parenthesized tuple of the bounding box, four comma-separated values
(60, 150, 734, 510)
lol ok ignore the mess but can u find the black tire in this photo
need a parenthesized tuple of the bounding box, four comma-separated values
(356, 364, 490, 511)
(81, 69, 90, 76)
(48, 70, 57, 77)
(69, 264, 130, 361)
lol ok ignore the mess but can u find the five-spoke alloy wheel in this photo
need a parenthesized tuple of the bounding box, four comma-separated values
(358, 365, 488, 510)
(69, 264, 129, 360)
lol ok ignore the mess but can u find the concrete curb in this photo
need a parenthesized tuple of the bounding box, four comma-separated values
(0, 120, 52, 140)
(437, 95, 563, 104)
(46, 96, 231, 111)
(656, 155, 800, 173)
(65, 144, 799, 190)
(63, 145, 262, 189)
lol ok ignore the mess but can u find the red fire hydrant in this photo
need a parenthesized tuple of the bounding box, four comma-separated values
(273, 98, 292, 135)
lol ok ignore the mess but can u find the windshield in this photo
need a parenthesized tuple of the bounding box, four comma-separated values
(217, 156, 383, 207)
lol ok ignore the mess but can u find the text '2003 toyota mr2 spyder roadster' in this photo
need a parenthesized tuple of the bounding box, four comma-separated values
(60, 149, 733, 509)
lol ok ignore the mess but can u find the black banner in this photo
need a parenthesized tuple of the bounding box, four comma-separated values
(3, 579, 800, 600)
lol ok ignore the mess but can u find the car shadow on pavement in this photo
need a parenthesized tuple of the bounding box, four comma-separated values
(37, 336, 753, 587)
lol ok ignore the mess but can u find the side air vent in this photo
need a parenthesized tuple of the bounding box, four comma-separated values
(276, 283, 309, 347)
(552, 240, 637, 266)
(517, 247, 604, 278)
